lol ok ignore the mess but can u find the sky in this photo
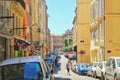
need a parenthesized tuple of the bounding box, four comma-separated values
(46, 0, 76, 35)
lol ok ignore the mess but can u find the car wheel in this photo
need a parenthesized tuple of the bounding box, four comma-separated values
(78, 71, 81, 75)
(114, 75, 118, 80)
(92, 71, 94, 78)
(93, 72, 97, 78)
(101, 73, 104, 80)
(104, 74, 108, 80)
(87, 72, 89, 76)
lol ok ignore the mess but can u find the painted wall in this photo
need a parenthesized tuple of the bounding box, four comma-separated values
(105, 0, 120, 60)
(76, 0, 90, 63)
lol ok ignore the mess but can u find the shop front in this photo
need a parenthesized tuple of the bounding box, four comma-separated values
(0, 36, 6, 63)
(14, 38, 30, 57)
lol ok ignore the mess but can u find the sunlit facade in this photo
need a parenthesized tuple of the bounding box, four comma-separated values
(90, 0, 105, 62)
(30, 0, 48, 59)
(105, 0, 120, 60)
(74, 0, 90, 63)
(90, 0, 120, 62)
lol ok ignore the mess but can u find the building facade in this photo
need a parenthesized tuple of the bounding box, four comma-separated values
(0, 0, 28, 63)
(90, 0, 105, 62)
(30, 0, 48, 59)
(90, 0, 120, 62)
(0, 1, 12, 63)
(0, 0, 49, 62)
(50, 34, 63, 54)
(73, 0, 90, 63)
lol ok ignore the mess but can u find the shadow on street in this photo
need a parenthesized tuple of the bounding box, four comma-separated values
(54, 62, 61, 74)
(55, 77, 71, 80)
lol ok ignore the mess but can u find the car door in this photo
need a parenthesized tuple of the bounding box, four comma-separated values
(96, 63, 102, 77)
(106, 58, 112, 79)
(44, 62, 51, 80)
(109, 59, 116, 80)
(24, 62, 44, 80)
(106, 58, 115, 79)
(40, 61, 47, 80)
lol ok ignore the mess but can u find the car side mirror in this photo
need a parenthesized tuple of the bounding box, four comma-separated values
(110, 64, 115, 69)
(113, 64, 115, 69)
(100, 66, 102, 69)
(38, 72, 43, 77)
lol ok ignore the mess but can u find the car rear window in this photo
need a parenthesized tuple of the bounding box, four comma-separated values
(0, 62, 43, 80)
(117, 59, 120, 67)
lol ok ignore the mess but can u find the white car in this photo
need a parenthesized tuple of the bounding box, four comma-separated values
(94, 61, 106, 80)
(0, 56, 51, 80)
(105, 57, 120, 80)
(87, 62, 99, 77)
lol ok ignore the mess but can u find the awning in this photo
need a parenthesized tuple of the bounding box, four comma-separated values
(14, 38, 30, 47)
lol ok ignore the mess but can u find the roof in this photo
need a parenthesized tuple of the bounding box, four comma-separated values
(0, 56, 43, 66)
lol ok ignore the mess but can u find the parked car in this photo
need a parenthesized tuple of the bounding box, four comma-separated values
(44, 62, 52, 79)
(94, 61, 106, 80)
(69, 54, 76, 60)
(44, 58, 54, 66)
(105, 57, 120, 80)
(77, 63, 88, 75)
(72, 63, 80, 73)
(87, 62, 99, 77)
(0, 56, 51, 80)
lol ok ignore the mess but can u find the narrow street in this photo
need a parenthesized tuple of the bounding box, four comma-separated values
(54, 55, 99, 80)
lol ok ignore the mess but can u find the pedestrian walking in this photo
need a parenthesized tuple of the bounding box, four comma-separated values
(66, 60, 71, 75)
(55, 57, 58, 67)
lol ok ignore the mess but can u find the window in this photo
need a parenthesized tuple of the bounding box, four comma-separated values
(101, 0, 105, 15)
(117, 59, 120, 67)
(0, 62, 43, 80)
(106, 59, 113, 66)
(0, 63, 24, 80)
(95, 0, 99, 18)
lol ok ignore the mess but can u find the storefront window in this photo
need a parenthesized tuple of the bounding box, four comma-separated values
(0, 36, 6, 63)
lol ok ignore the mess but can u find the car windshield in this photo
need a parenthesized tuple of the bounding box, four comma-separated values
(0, 62, 43, 80)
(103, 62, 106, 67)
(93, 63, 99, 67)
(80, 64, 87, 68)
(117, 59, 120, 67)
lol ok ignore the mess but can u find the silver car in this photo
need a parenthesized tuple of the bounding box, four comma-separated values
(87, 62, 99, 77)
(105, 57, 120, 80)
(94, 61, 106, 80)
(0, 56, 51, 80)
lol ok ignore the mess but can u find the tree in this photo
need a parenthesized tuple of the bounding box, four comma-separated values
(69, 38, 73, 45)
(63, 38, 73, 52)
(64, 38, 68, 47)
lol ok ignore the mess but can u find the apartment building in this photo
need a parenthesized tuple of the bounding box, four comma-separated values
(90, 0, 120, 62)
(73, 0, 90, 63)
